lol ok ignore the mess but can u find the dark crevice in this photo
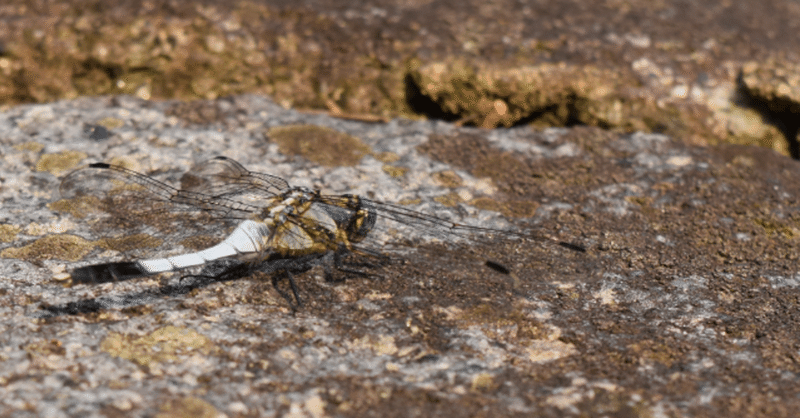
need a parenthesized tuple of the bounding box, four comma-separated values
(76, 58, 124, 82)
(404, 73, 461, 123)
(405, 75, 591, 129)
(513, 98, 597, 129)
(736, 71, 800, 159)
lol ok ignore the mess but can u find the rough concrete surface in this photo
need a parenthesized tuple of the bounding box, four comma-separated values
(1, 0, 800, 417)
(1, 95, 800, 417)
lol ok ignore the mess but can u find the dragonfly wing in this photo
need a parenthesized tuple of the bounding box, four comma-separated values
(59, 163, 244, 258)
(180, 156, 290, 203)
(314, 194, 542, 253)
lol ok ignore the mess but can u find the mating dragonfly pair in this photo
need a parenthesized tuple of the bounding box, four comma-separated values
(59, 156, 576, 305)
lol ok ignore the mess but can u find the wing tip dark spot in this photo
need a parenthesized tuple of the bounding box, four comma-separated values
(70, 262, 147, 284)
(88, 162, 111, 169)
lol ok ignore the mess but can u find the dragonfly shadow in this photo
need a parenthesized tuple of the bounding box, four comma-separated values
(33, 249, 390, 318)
(33, 267, 228, 318)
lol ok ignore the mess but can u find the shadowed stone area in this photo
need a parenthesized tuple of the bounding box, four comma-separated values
(2, 0, 800, 155)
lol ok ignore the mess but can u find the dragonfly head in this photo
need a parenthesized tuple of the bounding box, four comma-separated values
(343, 200, 377, 244)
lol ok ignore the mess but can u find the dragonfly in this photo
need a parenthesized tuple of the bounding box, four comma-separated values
(58, 156, 580, 305)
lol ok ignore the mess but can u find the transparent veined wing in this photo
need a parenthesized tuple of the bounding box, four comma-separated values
(179, 156, 290, 203)
(189, 157, 554, 255)
(58, 160, 276, 259)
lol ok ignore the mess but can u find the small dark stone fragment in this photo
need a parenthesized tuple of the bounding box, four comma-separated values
(558, 242, 587, 252)
(84, 124, 112, 141)
(485, 260, 511, 275)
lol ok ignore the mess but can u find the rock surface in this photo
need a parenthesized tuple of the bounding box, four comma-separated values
(1, 0, 800, 417)
(0, 95, 799, 417)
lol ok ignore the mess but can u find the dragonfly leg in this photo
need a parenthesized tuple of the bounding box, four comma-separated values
(272, 270, 303, 307)
(330, 245, 389, 279)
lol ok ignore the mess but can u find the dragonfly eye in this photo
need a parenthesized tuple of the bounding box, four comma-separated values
(345, 206, 377, 243)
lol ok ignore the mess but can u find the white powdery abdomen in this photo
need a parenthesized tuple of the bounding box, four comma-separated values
(137, 220, 272, 274)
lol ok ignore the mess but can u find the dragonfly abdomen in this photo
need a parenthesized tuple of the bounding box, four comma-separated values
(137, 220, 272, 273)
(70, 220, 274, 284)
